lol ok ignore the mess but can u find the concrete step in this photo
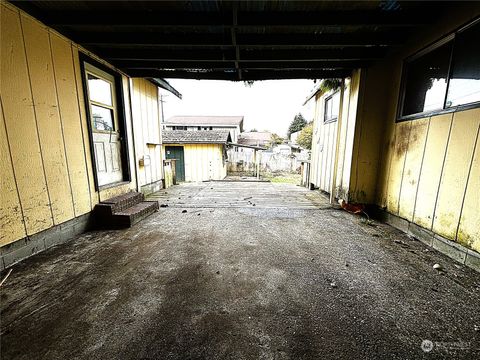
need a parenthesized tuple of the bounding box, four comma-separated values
(112, 201, 159, 228)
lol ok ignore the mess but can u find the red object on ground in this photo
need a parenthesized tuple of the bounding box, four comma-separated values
(340, 200, 365, 214)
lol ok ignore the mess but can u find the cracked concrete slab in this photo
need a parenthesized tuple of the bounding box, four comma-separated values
(1, 182, 479, 359)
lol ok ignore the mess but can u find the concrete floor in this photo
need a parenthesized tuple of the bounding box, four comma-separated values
(1, 182, 479, 359)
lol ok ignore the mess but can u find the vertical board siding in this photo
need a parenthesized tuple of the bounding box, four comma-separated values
(170, 144, 226, 182)
(412, 114, 452, 229)
(131, 78, 161, 187)
(1, 5, 53, 234)
(386, 121, 412, 214)
(71, 46, 98, 207)
(50, 33, 91, 216)
(398, 118, 429, 221)
(1, 3, 137, 247)
(432, 110, 480, 240)
(21, 15, 75, 224)
(0, 99, 27, 245)
(380, 108, 480, 251)
(457, 127, 480, 251)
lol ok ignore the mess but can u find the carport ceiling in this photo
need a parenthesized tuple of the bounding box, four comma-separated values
(12, 1, 451, 80)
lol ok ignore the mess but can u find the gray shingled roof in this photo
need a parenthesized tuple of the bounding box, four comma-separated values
(162, 130, 232, 144)
(165, 116, 243, 126)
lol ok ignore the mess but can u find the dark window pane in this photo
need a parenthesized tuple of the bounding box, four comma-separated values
(91, 105, 114, 131)
(402, 41, 452, 116)
(446, 22, 480, 107)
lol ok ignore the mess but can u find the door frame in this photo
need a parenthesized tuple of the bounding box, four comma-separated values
(165, 145, 186, 182)
(79, 52, 131, 190)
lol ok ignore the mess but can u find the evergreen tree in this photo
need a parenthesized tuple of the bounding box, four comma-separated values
(288, 113, 307, 137)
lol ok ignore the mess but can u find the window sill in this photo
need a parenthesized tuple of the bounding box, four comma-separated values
(396, 101, 480, 123)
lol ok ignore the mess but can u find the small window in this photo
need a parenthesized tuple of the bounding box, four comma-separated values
(399, 19, 480, 119)
(85, 68, 116, 131)
(197, 126, 201, 130)
(324, 92, 340, 123)
(173, 126, 187, 130)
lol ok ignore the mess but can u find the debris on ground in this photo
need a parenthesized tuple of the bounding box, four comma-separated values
(0, 269, 13, 287)
(160, 204, 169, 208)
(433, 263, 443, 271)
(182, 210, 187, 213)
(475, 325, 480, 332)
(330, 282, 337, 288)
(244, 196, 253, 200)
(338, 199, 372, 224)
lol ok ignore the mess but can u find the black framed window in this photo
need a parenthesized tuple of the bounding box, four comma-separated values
(324, 91, 340, 123)
(399, 19, 480, 120)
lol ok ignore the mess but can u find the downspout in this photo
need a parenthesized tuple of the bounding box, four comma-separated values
(127, 78, 141, 192)
(330, 78, 346, 205)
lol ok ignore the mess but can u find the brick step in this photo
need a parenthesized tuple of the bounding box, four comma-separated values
(95, 192, 144, 217)
(111, 201, 159, 228)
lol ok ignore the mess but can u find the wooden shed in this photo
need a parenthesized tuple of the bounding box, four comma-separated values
(162, 130, 232, 182)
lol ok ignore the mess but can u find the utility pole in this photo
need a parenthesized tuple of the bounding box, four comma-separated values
(159, 93, 169, 129)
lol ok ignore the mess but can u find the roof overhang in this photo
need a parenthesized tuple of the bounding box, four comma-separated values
(11, 0, 457, 81)
(148, 78, 182, 99)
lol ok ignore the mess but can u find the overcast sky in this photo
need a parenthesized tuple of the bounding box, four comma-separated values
(159, 79, 317, 137)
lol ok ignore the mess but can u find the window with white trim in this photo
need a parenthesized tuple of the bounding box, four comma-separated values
(324, 92, 340, 123)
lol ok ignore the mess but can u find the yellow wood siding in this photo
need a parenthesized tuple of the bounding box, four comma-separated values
(432, 110, 480, 240)
(1, 3, 138, 247)
(131, 78, 162, 187)
(0, 99, 27, 245)
(71, 46, 98, 208)
(398, 118, 429, 221)
(1, 5, 53, 235)
(413, 114, 452, 229)
(50, 33, 91, 216)
(162, 144, 227, 182)
(458, 130, 480, 252)
(386, 120, 412, 214)
(21, 14, 75, 224)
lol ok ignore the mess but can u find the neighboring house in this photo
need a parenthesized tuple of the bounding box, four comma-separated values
(306, 13, 480, 269)
(273, 144, 293, 156)
(237, 131, 272, 150)
(162, 130, 231, 182)
(290, 130, 300, 145)
(164, 115, 243, 143)
(0, 2, 180, 268)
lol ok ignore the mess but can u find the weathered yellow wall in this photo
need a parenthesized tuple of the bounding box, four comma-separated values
(162, 144, 227, 182)
(131, 78, 163, 188)
(309, 70, 361, 200)
(0, 2, 137, 247)
(368, 6, 480, 252)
